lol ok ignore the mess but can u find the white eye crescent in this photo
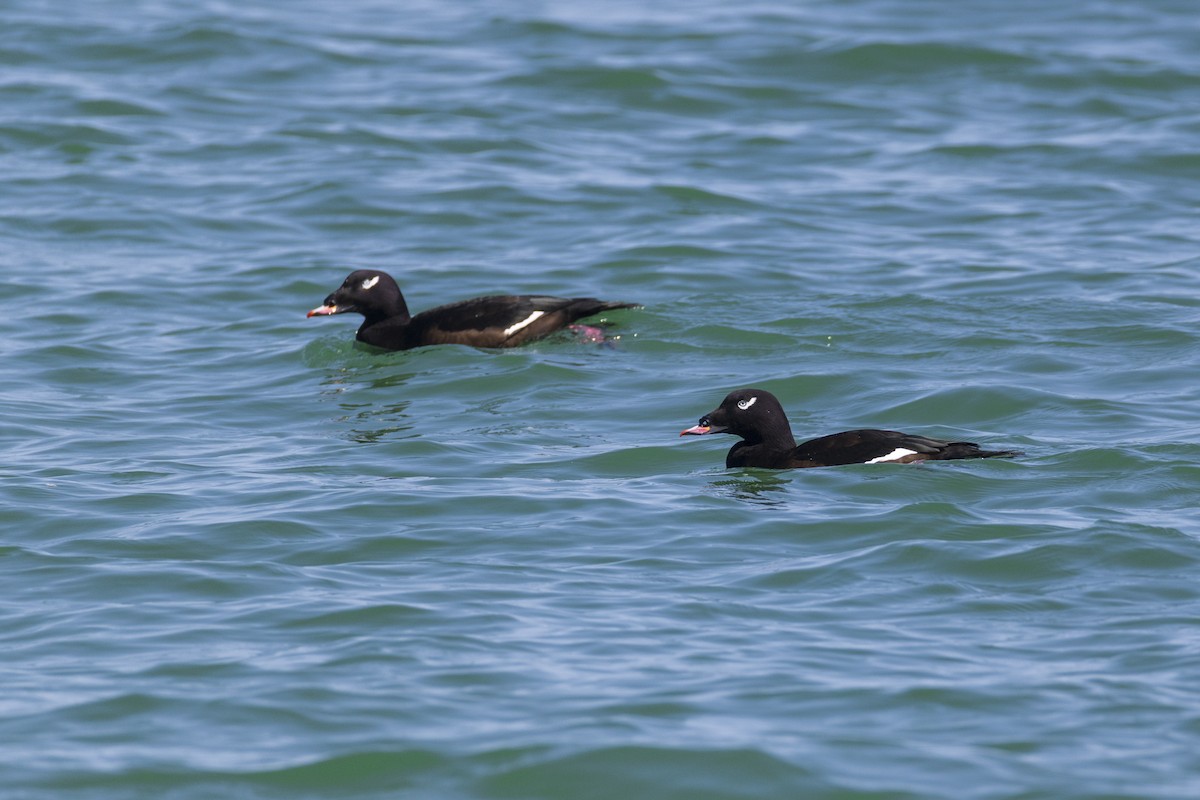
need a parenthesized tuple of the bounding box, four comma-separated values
(361, 276, 380, 290)
(737, 397, 757, 410)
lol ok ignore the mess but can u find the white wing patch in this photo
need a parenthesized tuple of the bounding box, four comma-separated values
(503, 310, 545, 337)
(361, 275, 380, 290)
(736, 396, 757, 411)
(865, 447, 919, 465)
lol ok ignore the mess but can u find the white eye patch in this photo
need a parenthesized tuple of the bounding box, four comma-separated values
(503, 310, 545, 337)
(736, 396, 757, 410)
(361, 276, 380, 290)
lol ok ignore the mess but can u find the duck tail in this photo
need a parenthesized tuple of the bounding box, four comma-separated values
(940, 442, 1022, 460)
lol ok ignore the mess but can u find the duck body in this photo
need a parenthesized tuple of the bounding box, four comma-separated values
(682, 388, 1021, 470)
(308, 269, 636, 351)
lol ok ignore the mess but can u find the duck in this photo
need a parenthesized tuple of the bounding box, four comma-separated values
(681, 388, 1021, 469)
(307, 269, 636, 351)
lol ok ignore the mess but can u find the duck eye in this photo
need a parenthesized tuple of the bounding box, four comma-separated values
(736, 397, 757, 411)
(361, 276, 380, 290)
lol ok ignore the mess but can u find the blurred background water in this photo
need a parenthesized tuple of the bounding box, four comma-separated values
(2, 0, 1199, 797)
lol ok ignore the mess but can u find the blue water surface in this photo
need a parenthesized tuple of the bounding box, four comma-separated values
(3, 0, 1199, 798)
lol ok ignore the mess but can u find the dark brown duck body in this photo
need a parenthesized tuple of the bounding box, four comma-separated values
(681, 388, 1021, 469)
(308, 269, 636, 351)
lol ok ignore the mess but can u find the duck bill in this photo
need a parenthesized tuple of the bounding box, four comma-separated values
(680, 424, 725, 436)
(306, 304, 339, 318)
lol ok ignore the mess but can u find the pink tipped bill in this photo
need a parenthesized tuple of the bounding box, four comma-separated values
(680, 424, 712, 437)
(306, 304, 338, 318)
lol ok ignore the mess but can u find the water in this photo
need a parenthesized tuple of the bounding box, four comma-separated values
(3, 0, 1199, 797)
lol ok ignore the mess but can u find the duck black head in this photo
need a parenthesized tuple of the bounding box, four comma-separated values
(680, 388, 795, 447)
(307, 269, 410, 323)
